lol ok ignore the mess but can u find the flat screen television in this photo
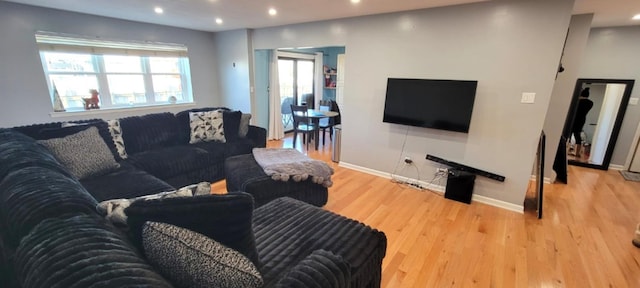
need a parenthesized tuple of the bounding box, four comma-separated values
(383, 78, 478, 133)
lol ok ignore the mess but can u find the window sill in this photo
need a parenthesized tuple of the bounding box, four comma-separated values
(49, 102, 196, 118)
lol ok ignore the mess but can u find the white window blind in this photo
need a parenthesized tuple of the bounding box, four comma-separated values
(35, 32, 188, 57)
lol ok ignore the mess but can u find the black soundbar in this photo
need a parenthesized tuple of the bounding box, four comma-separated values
(426, 154, 505, 182)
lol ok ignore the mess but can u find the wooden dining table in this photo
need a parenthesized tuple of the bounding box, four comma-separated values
(294, 109, 339, 150)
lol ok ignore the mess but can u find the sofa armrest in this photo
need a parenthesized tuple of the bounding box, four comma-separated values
(246, 125, 267, 148)
(275, 250, 351, 288)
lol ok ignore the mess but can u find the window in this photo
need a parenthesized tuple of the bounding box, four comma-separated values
(36, 32, 193, 112)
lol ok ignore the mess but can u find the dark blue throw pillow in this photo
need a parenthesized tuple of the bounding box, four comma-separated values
(125, 192, 261, 269)
(223, 110, 242, 142)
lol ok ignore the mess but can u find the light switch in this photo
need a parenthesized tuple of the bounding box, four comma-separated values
(521, 92, 535, 104)
(630, 98, 639, 105)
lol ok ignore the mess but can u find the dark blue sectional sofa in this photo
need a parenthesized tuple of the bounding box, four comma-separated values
(11, 108, 266, 201)
(0, 108, 387, 288)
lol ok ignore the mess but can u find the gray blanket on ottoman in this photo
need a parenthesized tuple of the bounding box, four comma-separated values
(252, 148, 333, 187)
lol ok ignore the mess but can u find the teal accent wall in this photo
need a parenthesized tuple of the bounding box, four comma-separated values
(254, 50, 270, 130)
(290, 46, 345, 101)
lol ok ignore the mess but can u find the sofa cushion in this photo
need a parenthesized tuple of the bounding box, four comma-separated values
(9, 122, 61, 140)
(14, 215, 172, 288)
(38, 126, 120, 180)
(190, 138, 252, 159)
(0, 167, 98, 249)
(125, 192, 261, 268)
(80, 163, 174, 202)
(189, 110, 226, 144)
(143, 221, 263, 288)
(119, 112, 181, 154)
(0, 132, 72, 181)
(275, 250, 351, 288)
(0, 128, 35, 143)
(0, 236, 17, 288)
(125, 145, 223, 180)
(224, 137, 256, 158)
(253, 197, 387, 288)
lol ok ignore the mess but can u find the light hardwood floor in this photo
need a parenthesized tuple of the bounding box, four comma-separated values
(213, 134, 640, 287)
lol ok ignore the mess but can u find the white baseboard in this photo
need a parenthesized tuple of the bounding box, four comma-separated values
(339, 162, 391, 179)
(530, 175, 553, 184)
(471, 194, 525, 214)
(609, 164, 625, 170)
(339, 161, 524, 214)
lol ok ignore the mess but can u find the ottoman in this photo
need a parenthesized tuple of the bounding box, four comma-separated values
(253, 197, 387, 288)
(225, 154, 328, 207)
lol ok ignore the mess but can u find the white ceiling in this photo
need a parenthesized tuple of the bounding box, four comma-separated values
(4, 0, 640, 32)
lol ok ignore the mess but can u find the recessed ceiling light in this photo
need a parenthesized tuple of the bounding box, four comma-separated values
(154, 7, 164, 14)
(268, 8, 277, 16)
(216, 18, 223, 24)
(633, 14, 640, 20)
(351, 0, 361, 4)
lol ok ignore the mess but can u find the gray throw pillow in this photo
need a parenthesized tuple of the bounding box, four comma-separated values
(239, 113, 251, 137)
(38, 126, 120, 180)
(143, 221, 263, 288)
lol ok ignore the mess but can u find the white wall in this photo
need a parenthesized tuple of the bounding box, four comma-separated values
(214, 29, 252, 113)
(0, 2, 220, 127)
(251, 0, 575, 207)
(579, 26, 640, 167)
(543, 14, 593, 181)
(583, 84, 606, 143)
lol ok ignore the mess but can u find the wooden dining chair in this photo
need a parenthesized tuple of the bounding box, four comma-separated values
(290, 104, 318, 151)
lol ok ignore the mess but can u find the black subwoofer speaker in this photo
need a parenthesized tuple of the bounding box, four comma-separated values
(445, 170, 476, 204)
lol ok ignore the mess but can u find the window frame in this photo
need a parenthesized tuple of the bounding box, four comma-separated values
(36, 32, 194, 113)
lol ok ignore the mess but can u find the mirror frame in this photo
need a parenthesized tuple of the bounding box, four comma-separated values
(563, 78, 635, 170)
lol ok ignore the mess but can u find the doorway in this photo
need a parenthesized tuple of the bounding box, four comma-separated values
(278, 58, 314, 131)
(253, 47, 345, 140)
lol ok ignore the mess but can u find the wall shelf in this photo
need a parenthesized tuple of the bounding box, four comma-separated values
(324, 70, 337, 90)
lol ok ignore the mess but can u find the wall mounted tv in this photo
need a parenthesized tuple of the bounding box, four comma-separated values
(383, 78, 478, 133)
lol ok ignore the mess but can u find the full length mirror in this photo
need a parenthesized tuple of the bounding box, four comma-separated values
(563, 78, 635, 170)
